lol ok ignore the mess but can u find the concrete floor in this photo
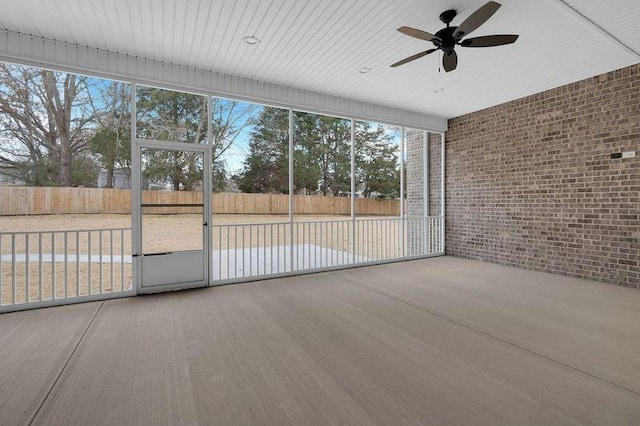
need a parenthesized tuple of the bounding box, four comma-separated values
(1, 256, 639, 425)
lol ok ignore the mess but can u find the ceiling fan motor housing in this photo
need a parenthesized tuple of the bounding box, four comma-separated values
(434, 26, 458, 55)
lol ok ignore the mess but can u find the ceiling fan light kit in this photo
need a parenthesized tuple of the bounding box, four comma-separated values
(391, 1, 519, 72)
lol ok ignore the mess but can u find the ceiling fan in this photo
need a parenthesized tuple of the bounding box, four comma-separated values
(391, 1, 519, 72)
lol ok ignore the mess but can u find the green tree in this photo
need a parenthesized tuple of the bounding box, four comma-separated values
(239, 112, 400, 198)
(237, 107, 289, 193)
(318, 116, 351, 196)
(136, 89, 260, 191)
(70, 152, 101, 187)
(87, 81, 131, 188)
(355, 122, 399, 198)
(89, 129, 128, 187)
(292, 111, 322, 193)
(210, 98, 260, 191)
(136, 87, 207, 190)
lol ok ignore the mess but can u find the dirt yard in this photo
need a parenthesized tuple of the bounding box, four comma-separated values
(0, 214, 360, 233)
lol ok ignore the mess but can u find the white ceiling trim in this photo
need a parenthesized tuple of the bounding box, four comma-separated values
(0, 29, 447, 132)
(550, 0, 640, 60)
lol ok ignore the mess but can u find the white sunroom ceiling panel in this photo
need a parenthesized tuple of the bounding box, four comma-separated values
(0, 0, 639, 119)
(561, 0, 640, 56)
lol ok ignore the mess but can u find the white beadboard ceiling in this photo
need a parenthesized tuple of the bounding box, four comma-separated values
(0, 0, 638, 119)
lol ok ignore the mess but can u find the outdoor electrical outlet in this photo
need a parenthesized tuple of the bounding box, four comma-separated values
(611, 151, 636, 159)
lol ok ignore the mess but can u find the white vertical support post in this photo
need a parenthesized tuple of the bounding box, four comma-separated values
(108, 230, 113, 293)
(440, 131, 446, 254)
(0, 235, 3, 303)
(424, 131, 429, 216)
(350, 119, 356, 264)
(12, 234, 17, 303)
(423, 131, 429, 253)
(119, 230, 124, 291)
(130, 82, 140, 294)
(0, 236, 3, 302)
(400, 127, 405, 258)
(400, 127, 405, 219)
(205, 95, 213, 285)
(288, 108, 294, 272)
(25, 233, 30, 302)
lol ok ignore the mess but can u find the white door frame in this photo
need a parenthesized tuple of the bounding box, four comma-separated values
(132, 139, 212, 294)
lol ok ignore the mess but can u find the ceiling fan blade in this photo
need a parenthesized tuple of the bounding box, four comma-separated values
(453, 1, 501, 39)
(443, 50, 458, 72)
(390, 49, 437, 67)
(397, 26, 441, 43)
(460, 34, 519, 47)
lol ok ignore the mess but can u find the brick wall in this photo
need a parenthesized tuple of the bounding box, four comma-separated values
(406, 129, 425, 255)
(446, 64, 640, 288)
(428, 133, 442, 217)
(406, 129, 425, 218)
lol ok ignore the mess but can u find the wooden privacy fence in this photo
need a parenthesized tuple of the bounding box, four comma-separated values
(0, 187, 400, 216)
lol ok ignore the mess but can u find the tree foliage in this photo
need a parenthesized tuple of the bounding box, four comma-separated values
(0, 64, 260, 191)
(88, 81, 131, 188)
(0, 64, 99, 186)
(355, 122, 399, 198)
(237, 107, 289, 193)
(0, 63, 400, 197)
(238, 110, 400, 198)
(136, 87, 259, 191)
(136, 87, 206, 190)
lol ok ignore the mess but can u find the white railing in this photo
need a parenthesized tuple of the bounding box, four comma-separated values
(212, 216, 444, 281)
(213, 222, 291, 280)
(1, 216, 443, 311)
(0, 228, 133, 313)
(406, 215, 445, 257)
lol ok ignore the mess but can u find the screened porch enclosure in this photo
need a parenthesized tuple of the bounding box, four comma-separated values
(0, 68, 446, 313)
